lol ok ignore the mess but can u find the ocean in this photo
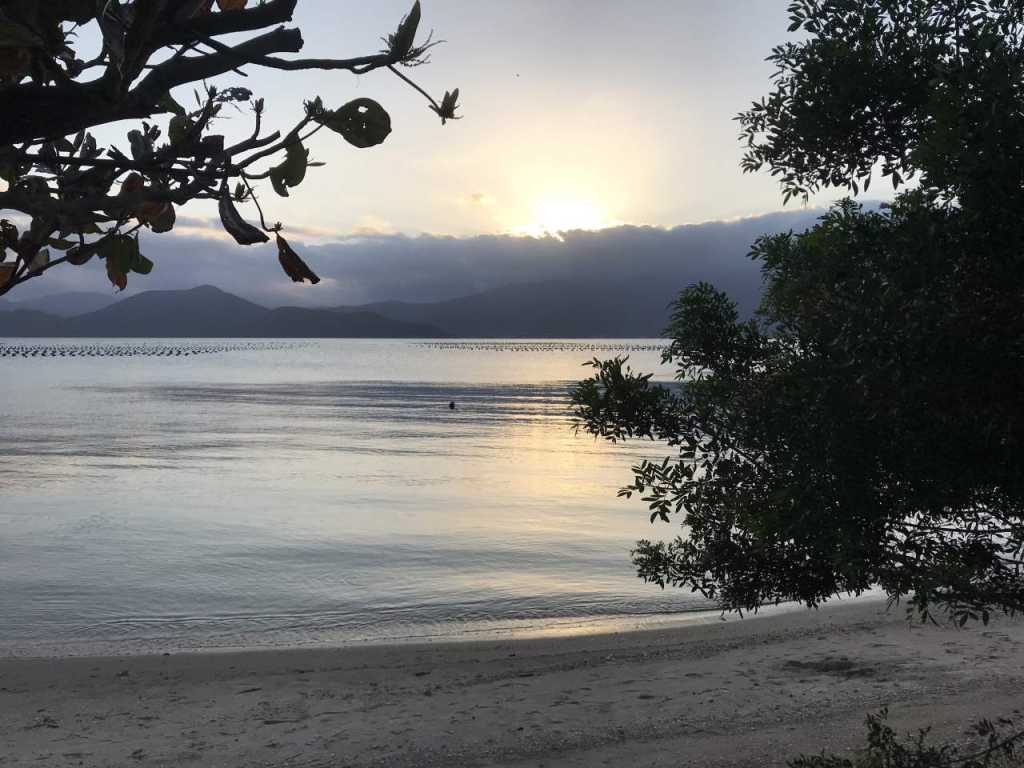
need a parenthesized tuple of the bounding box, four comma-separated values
(0, 339, 713, 656)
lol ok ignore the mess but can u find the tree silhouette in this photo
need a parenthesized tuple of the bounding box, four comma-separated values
(0, 0, 458, 296)
(572, 0, 1024, 626)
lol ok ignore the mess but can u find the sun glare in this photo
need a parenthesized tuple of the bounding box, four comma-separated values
(515, 198, 610, 237)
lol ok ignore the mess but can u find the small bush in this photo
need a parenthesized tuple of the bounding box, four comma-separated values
(790, 710, 1024, 768)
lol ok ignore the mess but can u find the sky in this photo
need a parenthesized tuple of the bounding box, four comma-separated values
(200, 0, 832, 238)
(7, 1, 867, 305)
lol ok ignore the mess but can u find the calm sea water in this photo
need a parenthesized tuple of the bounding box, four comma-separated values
(0, 339, 712, 655)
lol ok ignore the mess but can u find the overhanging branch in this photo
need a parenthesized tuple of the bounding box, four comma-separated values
(156, 0, 299, 46)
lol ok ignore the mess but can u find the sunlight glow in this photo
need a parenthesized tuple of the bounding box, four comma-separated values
(514, 198, 610, 237)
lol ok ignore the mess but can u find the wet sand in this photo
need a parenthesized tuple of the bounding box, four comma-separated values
(2, 599, 1023, 767)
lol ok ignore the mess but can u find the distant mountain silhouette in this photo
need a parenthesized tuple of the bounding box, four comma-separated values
(334, 279, 682, 337)
(0, 309, 67, 336)
(0, 291, 120, 317)
(1, 279, 696, 339)
(1, 286, 447, 338)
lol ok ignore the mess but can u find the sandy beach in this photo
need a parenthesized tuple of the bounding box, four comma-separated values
(2, 599, 1023, 768)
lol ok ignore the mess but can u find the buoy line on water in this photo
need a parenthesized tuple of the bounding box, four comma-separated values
(416, 341, 666, 353)
(0, 341, 300, 359)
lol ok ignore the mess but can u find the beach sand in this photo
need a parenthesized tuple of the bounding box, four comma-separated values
(2, 600, 1023, 767)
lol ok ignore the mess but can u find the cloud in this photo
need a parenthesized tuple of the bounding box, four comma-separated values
(5, 208, 833, 311)
(349, 215, 398, 237)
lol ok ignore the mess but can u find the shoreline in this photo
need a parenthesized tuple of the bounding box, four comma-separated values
(4, 598, 1023, 767)
(0, 596, 859, 662)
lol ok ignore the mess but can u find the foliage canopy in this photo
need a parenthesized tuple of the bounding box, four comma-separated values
(0, 0, 458, 296)
(572, 0, 1024, 625)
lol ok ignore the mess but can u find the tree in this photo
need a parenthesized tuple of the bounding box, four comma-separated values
(0, 0, 459, 297)
(571, 0, 1024, 625)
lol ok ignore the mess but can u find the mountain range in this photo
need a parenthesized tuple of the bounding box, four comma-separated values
(0, 279, 684, 338)
(0, 286, 446, 338)
(336, 279, 680, 338)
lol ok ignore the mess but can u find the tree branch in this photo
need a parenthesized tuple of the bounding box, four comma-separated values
(155, 0, 299, 47)
(0, 27, 304, 145)
(127, 27, 305, 112)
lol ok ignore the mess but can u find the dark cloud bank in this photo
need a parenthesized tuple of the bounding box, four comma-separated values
(9, 208, 831, 313)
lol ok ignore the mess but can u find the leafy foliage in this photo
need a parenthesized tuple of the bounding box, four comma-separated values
(572, 0, 1024, 625)
(790, 710, 1024, 767)
(0, 0, 459, 297)
(738, 0, 1024, 209)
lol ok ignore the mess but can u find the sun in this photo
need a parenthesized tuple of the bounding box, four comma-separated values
(515, 198, 610, 237)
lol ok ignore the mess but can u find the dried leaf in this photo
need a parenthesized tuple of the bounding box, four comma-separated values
(100, 235, 140, 291)
(146, 203, 176, 234)
(218, 193, 268, 245)
(120, 173, 145, 196)
(0, 262, 15, 287)
(276, 234, 320, 284)
(106, 254, 127, 290)
(216, 0, 248, 10)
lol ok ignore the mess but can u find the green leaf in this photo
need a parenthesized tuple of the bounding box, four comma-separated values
(47, 238, 76, 251)
(315, 98, 392, 149)
(269, 166, 289, 197)
(0, 15, 44, 48)
(266, 137, 309, 197)
(281, 140, 308, 186)
(27, 248, 49, 273)
(391, 1, 421, 58)
(127, 130, 150, 161)
(168, 115, 191, 145)
(131, 253, 154, 275)
(0, 145, 22, 184)
(158, 92, 186, 117)
(66, 243, 96, 266)
(431, 88, 461, 125)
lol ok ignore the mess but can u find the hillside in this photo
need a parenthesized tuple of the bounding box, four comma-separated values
(0, 291, 120, 318)
(335, 279, 680, 338)
(0, 286, 447, 338)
